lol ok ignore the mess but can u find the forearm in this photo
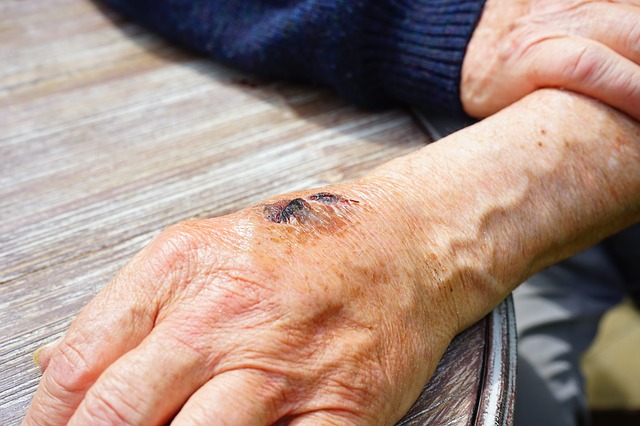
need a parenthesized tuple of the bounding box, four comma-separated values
(364, 89, 640, 332)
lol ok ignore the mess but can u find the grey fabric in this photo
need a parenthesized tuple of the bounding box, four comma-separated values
(513, 244, 627, 426)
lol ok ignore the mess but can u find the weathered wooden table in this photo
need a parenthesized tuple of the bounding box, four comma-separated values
(0, 1, 516, 424)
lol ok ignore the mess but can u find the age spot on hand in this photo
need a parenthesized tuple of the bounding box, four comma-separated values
(263, 193, 359, 224)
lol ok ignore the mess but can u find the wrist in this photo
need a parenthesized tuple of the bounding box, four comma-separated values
(354, 168, 476, 337)
(360, 158, 501, 334)
(364, 89, 640, 332)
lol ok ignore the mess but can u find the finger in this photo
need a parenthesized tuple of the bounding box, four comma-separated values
(171, 369, 284, 426)
(571, 3, 640, 64)
(67, 326, 211, 426)
(527, 37, 640, 121)
(23, 276, 158, 426)
(33, 337, 62, 373)
(286, 410, 359, 425)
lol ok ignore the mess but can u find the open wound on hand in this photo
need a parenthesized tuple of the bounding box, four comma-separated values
(263, 192, 359, 225)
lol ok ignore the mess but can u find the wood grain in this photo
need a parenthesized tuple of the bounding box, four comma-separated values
(0, 1, 514, 425)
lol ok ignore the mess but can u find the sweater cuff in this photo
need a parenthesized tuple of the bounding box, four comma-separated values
(351, 0, 486, 114)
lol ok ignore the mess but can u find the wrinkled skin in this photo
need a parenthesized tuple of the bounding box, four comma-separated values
(26, 183, 459, 425)
(462, 0, 640, 120)
(25, 90, 640, 425)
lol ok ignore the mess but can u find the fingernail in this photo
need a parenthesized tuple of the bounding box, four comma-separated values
(32, 346, 44, 371)
(33, 340, 58, 373)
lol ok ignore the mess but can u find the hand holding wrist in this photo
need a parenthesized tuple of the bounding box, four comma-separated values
(462, 0, 640, 120)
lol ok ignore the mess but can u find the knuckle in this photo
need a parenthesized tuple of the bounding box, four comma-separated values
(562, 45, 599, 82)
(82, 374, 144, 425)
(525, 39, 601, 86)
(82, 393, 135, 426)
(47, 339, 94, 394)
(508, 25, 558, 64)
(143, 221, 208, 280)
(161, 221, 204, 257)
(165, 220, 201, 238)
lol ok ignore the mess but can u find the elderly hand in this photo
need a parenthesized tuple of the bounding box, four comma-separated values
(462, 0, 640, 120)
(23, 182, 461, 425)
(24, 90, 640, 426)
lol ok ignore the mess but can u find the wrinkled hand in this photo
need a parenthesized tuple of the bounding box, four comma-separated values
(462, 0, 640, 120)
(24, 184, 459, 425)
(23, 89, 640, 425)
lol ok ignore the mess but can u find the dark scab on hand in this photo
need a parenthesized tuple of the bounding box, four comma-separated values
(263, 192, 359, 224)
(280, 198, 310, 223)
(263, 198, 310, 224)
(308, 192, 360, 206)
(308, 192, 341, 204)
(263, 199, 290, 223)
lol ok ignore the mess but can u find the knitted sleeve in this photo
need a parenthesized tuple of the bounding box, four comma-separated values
(103, 0, 486, 114)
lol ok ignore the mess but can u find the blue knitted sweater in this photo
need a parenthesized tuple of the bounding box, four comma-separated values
(102, 0, 486, 114)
